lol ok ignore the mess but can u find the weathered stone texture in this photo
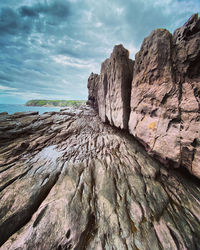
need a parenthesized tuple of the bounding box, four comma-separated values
(97, 44, 134, 129)
(87, 72, 99, 108)
(0, 108, 200, 249)
(128, 14, 200, 178)
(128, 29, 180, 162)
(88, 14, 200, 178)
(1, 13, 200, 250)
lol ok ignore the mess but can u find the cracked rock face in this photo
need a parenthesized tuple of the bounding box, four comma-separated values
(87, 14, 200, 178)
(129, 29, 179, 162)
(0, 107, 200, 249)
(87, 73, 99, 108)
(128, 14, 200, 178)
(97, 44, 134, 129)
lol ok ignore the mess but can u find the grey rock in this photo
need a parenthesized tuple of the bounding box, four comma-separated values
(0, 107, 200, 249)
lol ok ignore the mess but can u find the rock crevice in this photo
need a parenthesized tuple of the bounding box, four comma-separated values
(0, 14, 200, 250)
(0, 107, 200, 249)
(87, 14, 200, 179)
(89, 44, 134, 129)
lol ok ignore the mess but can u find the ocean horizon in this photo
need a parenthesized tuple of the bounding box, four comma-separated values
(0, 104, 61, 115)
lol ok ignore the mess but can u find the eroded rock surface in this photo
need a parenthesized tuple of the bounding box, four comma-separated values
(87, 73, 99, 108)
(87, 15, 200, 178)
(129, 14, 200, 178)
(0, 107, 200, 249)
(98, 44, 134, 129)
(129, 28, 180, 166)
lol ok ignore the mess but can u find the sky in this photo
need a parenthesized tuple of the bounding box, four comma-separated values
(0, 0, 199, 104)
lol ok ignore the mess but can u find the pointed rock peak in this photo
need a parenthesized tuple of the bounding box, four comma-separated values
(111, 44, 130, 59)
(173, 13, 200, 43)
(88, 72, 98, 82)
(87, 14, 200, 179)
(184, 13, 199, 26)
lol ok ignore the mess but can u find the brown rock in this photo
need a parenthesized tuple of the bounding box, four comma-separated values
(87, 14, 200, 178)
(86, 72, 99, 108)
(173, 13, 200, 80)
(0, 107, 200, 249)
(1, 13, 200, 250)
(173, 14, 200, 176)
(129, 15, 200, 178)
(97, 44, 134, 129)
(129, 29, 180, 162)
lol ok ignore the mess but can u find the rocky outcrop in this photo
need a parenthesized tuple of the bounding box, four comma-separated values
(129, 28, 180, 165)
(88, 14, 200, 179)
(0, 108, 200, 249)
(87, 73, 99, 108)
(97, 44, 134, 129)
(0, 13, 200, 250)
(129, 14, 200, 178)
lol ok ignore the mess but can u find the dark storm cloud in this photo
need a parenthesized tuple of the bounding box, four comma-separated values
(19, 1, 70, 18)
(0, 1, 70, 36)
(0, 7, 21, 35)
(19, 6, 39, 17)
(0, 0, 199, 104)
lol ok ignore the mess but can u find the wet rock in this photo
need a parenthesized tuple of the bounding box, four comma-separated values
(0, 107, 200, 249)
(12, 111, 39, 118)
(0, 112, 8, 116)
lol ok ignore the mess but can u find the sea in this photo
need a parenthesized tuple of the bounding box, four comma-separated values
(0, 104, 61, 115)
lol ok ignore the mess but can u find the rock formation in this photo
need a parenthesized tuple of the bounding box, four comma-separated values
(0, 108, 200, 249)
(88, 14, 200, 179)
(92, 44, 134, 129)
(129, 14, 200, 178)
(0, 14, 200, 250)
(87, 73, 99, 108)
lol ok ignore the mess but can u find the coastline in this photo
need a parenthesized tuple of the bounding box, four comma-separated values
(0, 104, 62, 115)
(25, 99, 86, 107)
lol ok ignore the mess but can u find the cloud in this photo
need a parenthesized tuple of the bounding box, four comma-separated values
(0, 1, 70, 36)
(19, 1, 70, 18)
(0, 7, 21, 35)
(0, 85, 17, 91)
(0, 0, 199, 104)
(19, 6, 39, 17)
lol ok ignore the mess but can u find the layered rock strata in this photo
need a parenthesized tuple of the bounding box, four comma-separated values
(129, 14, 200, 178)
(87, 73, 99, 108)
(88, 14, 200, 178)
(91, 44, 134, 129)
(0, 108, 200, 249)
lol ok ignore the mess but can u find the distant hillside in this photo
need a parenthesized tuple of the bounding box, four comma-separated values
(25, 100, 86, 107)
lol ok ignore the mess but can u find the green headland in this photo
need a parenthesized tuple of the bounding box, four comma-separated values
(25, 100, 86, 107)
